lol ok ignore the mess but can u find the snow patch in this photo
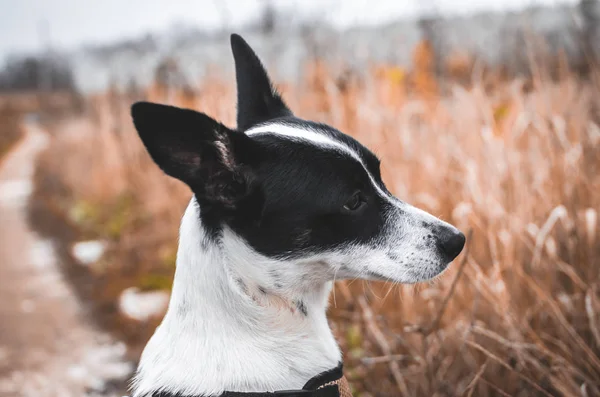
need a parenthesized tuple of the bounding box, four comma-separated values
(118, 287, 169, 322)
(72, 240, 106, 265)
(0, 179, 33, 207)
(30, 239, 56, 269)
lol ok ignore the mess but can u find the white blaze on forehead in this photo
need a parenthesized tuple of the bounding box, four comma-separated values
(246, 123, 361, 162)
(246, 123, 393, 201)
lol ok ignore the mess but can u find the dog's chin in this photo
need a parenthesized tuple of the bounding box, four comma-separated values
(364, 260, 451, 284)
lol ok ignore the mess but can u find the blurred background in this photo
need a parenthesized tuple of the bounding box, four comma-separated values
(0, 0, 599, 396)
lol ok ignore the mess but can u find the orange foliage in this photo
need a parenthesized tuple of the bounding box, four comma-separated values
(411, 39, 438, 99)
(34, 50, 600, 397)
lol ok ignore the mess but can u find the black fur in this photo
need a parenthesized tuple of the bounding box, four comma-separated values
(130, 101, 267, 235)
(295, 300, 308, 316)
(230, 34, 292, 131)
(227, 126, 390, 259)
(131, 102, 260, 208)
(131, 34, 394, 260)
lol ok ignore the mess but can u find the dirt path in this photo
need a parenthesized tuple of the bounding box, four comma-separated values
(0, 123, 132, 397)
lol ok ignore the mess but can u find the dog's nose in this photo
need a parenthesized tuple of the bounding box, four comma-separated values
(436, 226, 466, 261)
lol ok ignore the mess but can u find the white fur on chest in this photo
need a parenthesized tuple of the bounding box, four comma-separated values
(131, 200, 341, 397)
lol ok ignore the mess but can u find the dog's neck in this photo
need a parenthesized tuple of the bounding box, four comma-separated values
(132, 199, 341, 397)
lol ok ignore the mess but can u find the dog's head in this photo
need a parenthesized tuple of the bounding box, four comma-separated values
(131, 34, 465, 288)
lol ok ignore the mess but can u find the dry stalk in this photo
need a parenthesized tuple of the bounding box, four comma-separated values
(585, 286, 600, 348)
(519, 267, 600, 371)
(464, 359, 488, 397)
(478, 378, 512, 397)
(357, 295, 411, 397)
(360, 354, 409, 365)
(467, 340, 554, 397)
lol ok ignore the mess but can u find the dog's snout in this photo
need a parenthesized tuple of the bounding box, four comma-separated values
(436, 226, 466, 261)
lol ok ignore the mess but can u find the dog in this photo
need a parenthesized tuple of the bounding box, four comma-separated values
(129, 34, 465, 397)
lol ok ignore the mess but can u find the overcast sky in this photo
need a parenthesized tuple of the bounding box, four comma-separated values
(0, 0, 576, 59)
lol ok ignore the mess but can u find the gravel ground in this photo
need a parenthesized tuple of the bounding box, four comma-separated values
(0, 123, 133, 397)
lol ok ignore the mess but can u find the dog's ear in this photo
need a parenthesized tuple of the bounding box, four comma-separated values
(230, 33, 292, 131)
(131, 101, 258, 208)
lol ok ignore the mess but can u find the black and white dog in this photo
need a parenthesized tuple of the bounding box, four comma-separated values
(129, 34, 465, 397)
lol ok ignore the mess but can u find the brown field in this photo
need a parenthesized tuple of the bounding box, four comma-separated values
(0, 92, 83, 160)
(0, 104, 24, 160)
(30, 52, 600, 397)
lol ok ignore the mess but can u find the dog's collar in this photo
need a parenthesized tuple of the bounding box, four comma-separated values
(150, 362, 352, 397)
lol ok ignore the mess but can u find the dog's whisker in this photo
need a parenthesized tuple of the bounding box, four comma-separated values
(332, 266, 341, 308)
(382, 281, 395, 303)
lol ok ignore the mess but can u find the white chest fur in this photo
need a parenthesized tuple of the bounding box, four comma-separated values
(131, 200, 341, 397)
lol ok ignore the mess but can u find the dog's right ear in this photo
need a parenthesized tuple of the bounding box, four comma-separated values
(131, 101, 258, 208)
(230, 33, 292, 131)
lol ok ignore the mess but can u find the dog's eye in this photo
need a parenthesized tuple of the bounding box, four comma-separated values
(343, 192, 366, 212)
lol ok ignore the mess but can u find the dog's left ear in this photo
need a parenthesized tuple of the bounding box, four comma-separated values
(231, 34, 293, 131)
(131, 101, 259, 209)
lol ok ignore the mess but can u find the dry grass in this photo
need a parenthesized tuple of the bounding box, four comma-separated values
(35, 55, 600, 396)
